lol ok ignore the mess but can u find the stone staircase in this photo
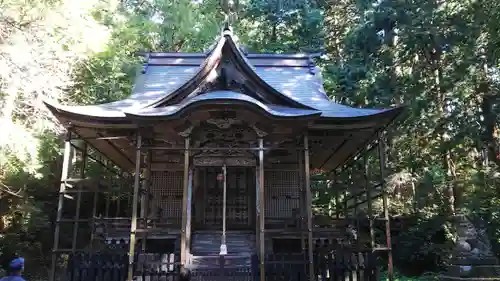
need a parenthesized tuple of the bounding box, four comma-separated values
(188, 231, 256, 270)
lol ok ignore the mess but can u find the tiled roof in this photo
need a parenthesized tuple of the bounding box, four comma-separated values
(124, 90, 322, 119)
(44, 29, 402, 121)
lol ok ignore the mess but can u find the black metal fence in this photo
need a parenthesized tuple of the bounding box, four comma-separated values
(64, 250, 378, 281)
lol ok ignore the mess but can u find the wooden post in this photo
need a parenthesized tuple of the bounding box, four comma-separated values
(140, 150, 151, 251)
(89, 152, 100, 252)
(365, 151, 375, 249)
(187, 167, 193, 258)
(50, 130, 73, 281)
(379, 136, 393, 281)
(352, 171, 360, 243)
(105, 160, 110, 218)
(181, 137, 190, 267)
(127, 133, 142, 281)
(298, 152, 306, 253)
(303, 134, 314, 281)
(334, 175, 340, 219)
(255, 166, 260, 256)
(72, 143, 87, 252)
(258, 138, 265, 281)
(343, 189, 348, 218)
(90, 184, 98, 252)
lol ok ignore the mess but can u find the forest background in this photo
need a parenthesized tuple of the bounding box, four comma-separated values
(1, 0, 500, 280)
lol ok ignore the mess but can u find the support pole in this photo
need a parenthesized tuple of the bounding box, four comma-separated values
(127, 133, 142, 281)
(140, 150, 151, 251)
(105, 159, 110, 218)
(50, 130, 73, 281)
(180, 137, 190, 268)
(187, 167, 194, 258)
(220, 164, 227, 255)
(89, 154, 102, 253)
(298, 152, 306, 253)
(303, 134, 314, 281)
(72, 143, 87, 252)
(379, 135, 393, 281)
(334, 175, 340, 219)
(255, 165, 260, 257)
(365, 151, 375, 249)
(258, 138, 265, 281)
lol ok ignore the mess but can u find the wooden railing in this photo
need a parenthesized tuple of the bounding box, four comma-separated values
(64, 249, 378, 281)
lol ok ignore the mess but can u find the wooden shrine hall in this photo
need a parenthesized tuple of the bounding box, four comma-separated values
(45, 27, 405, 281)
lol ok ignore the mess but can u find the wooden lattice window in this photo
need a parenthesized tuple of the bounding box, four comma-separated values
(264, 171, 300, 219)
(150, 171, 183, 224)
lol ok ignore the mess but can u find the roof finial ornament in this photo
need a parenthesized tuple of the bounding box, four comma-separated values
(221, 0, 238, 31)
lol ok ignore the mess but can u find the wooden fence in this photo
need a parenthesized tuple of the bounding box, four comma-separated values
(64, 250, 378, 281)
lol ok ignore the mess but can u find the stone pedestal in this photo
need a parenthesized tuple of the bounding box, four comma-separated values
(440, 214, 500, 281)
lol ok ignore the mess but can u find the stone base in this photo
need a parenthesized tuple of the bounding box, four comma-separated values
(444, 265, 500, 278)
(439, 275, 500, 281)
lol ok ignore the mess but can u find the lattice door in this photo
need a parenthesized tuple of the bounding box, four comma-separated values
(195, 167, 254, 230)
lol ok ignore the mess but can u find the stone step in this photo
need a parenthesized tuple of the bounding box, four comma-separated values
(189, 254, 253, 269)
(191, 231, 256, 255)
(191, 266, 253, 281)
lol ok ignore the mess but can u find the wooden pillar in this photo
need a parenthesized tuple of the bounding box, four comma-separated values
(90, 154, 103, 252)
(334, 174, 340, 219)
(104, 159, 111, 218)
(127, 133, 142, 281)
(72, 143, 87, 252)
(365, 151, 375, 249)
(298, 152, 306, 253)
(303, 134, 314, 281)
(140, 150, 151, 251)
(255, 165, 260, 256)
(343, 189, 348, 219)
(50, 130, 73, 281)
(186, 167, 194, 258)
(180, 137, 190, 267)
(258, 138, 265, 281)
(379, 136, 393, 281)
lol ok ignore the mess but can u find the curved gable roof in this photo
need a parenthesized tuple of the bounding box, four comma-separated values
(43, 28, 404, 127)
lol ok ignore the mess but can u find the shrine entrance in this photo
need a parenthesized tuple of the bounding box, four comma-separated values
(193, 166, 256, 231)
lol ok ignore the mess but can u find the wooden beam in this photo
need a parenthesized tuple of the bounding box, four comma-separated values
(304, 134, 314, 281)
(180, 137, 190, 267)
(50, 130, 73, 281)
(127, 133, 142, 281)
(142, 146, 305, 151)
(258, 138, 265, 281)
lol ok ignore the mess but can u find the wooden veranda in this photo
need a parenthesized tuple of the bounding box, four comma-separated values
(45, 27, 405, 281)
